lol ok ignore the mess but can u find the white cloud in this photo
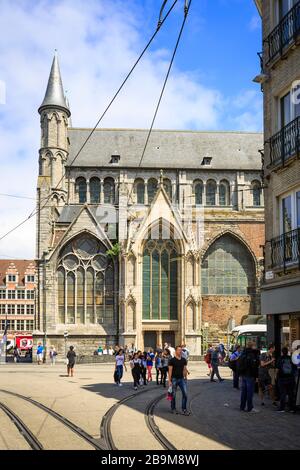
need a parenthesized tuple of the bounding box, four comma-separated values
(249, 14, 261, 31)
(0, 0, 262, 258)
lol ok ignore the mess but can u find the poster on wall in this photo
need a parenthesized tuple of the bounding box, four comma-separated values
(16, 336, 33, 350)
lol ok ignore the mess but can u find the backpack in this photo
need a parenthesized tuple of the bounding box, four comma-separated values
(280, 357, 293, 376)
(237, 350, 258, 375)
(204, 352, 211, 364)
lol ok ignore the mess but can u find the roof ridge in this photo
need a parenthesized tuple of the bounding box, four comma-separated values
(68, 127, 263, 135)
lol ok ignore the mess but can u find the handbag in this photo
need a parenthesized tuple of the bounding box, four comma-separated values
(167, 385, 173, 401)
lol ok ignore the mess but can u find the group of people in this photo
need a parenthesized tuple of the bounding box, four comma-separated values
(36, 342, 76, 377)
(93, 345, 115, 356)
(113, 343, 191, 415)
(205, 340, 299, 413)
(228, 342, 298, 413)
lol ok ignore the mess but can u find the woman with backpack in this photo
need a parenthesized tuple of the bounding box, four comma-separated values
(49, 346, 57, 365)
(129, 352, 142, 390)
(276, 347, 296, 413)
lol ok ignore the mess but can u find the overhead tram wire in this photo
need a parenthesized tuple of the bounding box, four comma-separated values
(0, 0, 179, 244)
(127, 0, 193, 205)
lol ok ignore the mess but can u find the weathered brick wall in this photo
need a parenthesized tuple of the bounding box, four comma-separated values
(202, 296, 255, 329)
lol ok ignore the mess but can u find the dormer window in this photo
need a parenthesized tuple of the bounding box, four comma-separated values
(110, 155, 120, 165)
(7, 274, 16, 282)
(201, 157, 212, 166)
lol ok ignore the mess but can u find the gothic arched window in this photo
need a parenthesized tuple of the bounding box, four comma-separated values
(57, 234, 115, 326)
(104, 177, 115, 204)
(163, 178, 172, 200)
(142, 238, 179, 320)
(251, 181, 262, 207)
(201, 235, 255, 295)
(219, 180, 230, 206)
(135, 179, 145, 204)
(75, 177, 87, 204)
(148, 178, 158, 204)
(194, 180, 203, 205)
(90, 177, 100, 204)
(206, 180, 217, 206)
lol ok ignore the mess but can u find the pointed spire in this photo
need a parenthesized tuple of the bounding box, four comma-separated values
(38, 52, 70, 116)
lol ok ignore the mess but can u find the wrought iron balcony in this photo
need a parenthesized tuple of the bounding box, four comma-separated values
(269, 116, 300, 167)
(265, 0, 300, 64)
(271, 228, 300, 271)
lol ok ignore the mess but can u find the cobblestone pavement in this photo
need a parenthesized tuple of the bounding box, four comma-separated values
(0, 362, 299, 450)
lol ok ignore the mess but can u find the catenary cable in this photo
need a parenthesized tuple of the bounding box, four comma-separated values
(0, 0, 179, 243)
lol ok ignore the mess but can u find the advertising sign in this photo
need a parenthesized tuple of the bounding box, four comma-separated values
(16, 335, 33, 350)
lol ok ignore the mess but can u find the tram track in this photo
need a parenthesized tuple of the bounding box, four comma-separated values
(0, 402, 44, 450)
(101, 386, 177, 450)
(0, 389, 105, 450)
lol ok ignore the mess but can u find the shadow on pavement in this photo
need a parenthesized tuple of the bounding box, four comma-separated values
(81, 375, 300, 450)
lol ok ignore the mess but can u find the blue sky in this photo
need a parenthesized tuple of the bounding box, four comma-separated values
(0, 0, 262, 258)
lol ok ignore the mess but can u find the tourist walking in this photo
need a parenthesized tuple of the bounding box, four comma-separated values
(210, 346, 224, 382)
(115, 348, 126, 386)
(13, 346, 20, 363)
(161, 349, 170, 387)
(139, 352, 147, 385)
(229, 345, 241, 389)
(67, 345, 76, 377)
(146, 349, 155, 382)
(218, 341, 226, 363)
(181, 343, 190, 362)
(49, 346, 57, 366)
(36, 342, 44, 365)
(155, 352, 162, 385)
(168, 345, 190, 416)
(130, 353, 141, 390)
(276, 347, 296, 413)
(258, 343, 277, 407)
(204, 344, 213, 377)
(238, 341, 260, 413)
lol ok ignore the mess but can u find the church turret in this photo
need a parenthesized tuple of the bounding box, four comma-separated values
(38, 52, 70, 190)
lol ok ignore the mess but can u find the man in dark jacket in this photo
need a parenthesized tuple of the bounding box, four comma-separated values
(238, 341, 260, 413)
(276, 347, 296, 413)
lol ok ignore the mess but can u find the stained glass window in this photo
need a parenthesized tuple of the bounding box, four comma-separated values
(194, 181, 203, 205)
(90, 177, 100, 204)
(148, 179, 158, 204)
(201, 235, 255, 295)
(75, 177, 87, 204)
(57, 234, 115, 326)
(206, 180, 216, 206)
(142, 239, 179, 320)
(135, 180, 145, 204)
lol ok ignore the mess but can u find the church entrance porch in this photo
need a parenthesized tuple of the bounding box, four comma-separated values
(143, 331, 157, 350)
(162, 331, 175, 348)
(142, 330, 177, 350)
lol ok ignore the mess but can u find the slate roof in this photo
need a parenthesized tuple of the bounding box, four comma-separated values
(67, 128, 263, 170)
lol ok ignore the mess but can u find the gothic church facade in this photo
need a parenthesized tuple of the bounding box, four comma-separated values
(35, 55, 265, 355)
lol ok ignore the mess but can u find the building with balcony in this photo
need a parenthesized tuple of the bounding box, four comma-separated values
(255, 0, 300, 351)
(35, 54, 265, 356)
(0, 260, 36, 344)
